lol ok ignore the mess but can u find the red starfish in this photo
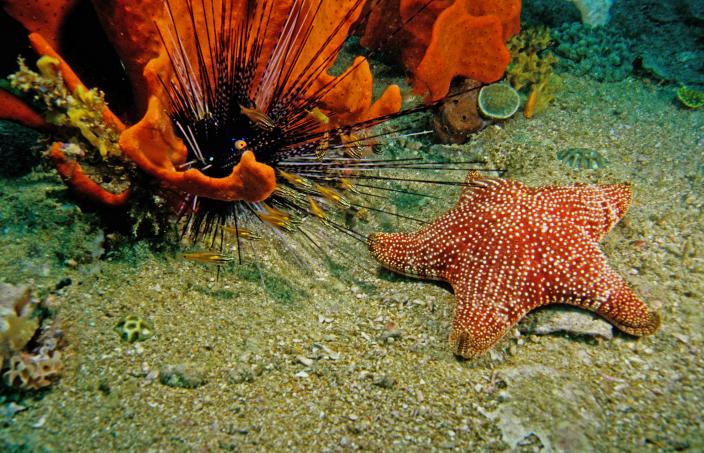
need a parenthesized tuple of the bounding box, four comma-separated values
(368, 171, 660, 358)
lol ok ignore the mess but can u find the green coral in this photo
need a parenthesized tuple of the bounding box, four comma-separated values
(552, 23, 634, 82)
(115, 315, 154, 343)
(676, 86, 704, 109)
(506, 26, 559, 92)
(557, 148, 609, 170)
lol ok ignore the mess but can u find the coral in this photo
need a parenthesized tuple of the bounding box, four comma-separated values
(432, 79, 485, 144)
(477, 83, 520, 120)
(359, 0, 521, 100)
(115, 315, 154, 343)
(611, 0, 704, 87)
(552, 23, 634, 82)
(569, 0, 614, 26)
(4, 348, 62, 390)
(0, 284, 64, 391)
(557, 148, 609, 170)
(0, 284, 38, 371)
(9, 56, 121, 158)
(524, 74, 562, 119)
(506, 26, 558, 92)
(505, 25, 560, 118)
(6, 52, 131, 206)
(676, 86, 704, 109)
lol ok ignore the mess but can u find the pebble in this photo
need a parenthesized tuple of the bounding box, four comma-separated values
(227, 364, 255, 384)
(524, 308, 614, 339)
(159, 363, 207, 388)
(297, 355, 314, 367)
(372, 374, 396, 389)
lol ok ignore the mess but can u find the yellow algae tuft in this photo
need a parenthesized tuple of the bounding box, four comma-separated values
(9, 56, 122, 158)
(506, 26, 561, 118)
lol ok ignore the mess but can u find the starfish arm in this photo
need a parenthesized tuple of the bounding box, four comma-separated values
(588, 270, 661, 336)
(368, 231, 447, 280)
(447, 240, 540, 358)
(534, 183, 632, 243)
(542, 230, 660, 336)
(447, 264, 530, 358)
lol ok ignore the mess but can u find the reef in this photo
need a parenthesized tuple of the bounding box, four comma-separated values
(611, 0, 704, 87)
(552, 22, 634, 82)
(358, 0, 521, 100)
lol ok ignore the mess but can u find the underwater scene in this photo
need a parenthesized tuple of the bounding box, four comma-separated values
(0, 0, 702, 451)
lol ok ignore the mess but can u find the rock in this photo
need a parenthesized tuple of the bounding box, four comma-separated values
(226, 363, 255, 384)
(372, 374, 396, 389)
(521, 307, 614, 339)
(433, 78, 485, 144)
(159, 363, 207, 388)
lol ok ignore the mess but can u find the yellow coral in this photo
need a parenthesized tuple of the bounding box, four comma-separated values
(524, 74, 562, 118)
(506, 26, 558, 92)
(506, 26, 561, 118)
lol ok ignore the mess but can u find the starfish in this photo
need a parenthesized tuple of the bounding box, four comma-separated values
(368, 171, 660, 358)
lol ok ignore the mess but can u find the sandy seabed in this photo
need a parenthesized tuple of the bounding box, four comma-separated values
(1, 70, 702, 452)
